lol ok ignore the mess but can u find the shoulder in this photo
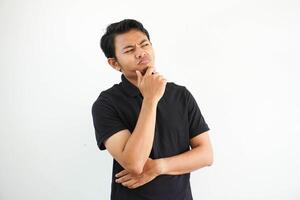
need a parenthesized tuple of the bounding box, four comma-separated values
(159, 82, 190, 109)
(166, 81, 186, 92)
(165, 81, 189, 98)
(91, 84, 122, 112)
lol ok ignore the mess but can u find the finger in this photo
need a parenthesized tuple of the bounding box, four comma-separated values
(121, 179, 138, 188)
(129, 177, 150, 189)
(129, 181, 142, 189)
(158, 75, 167, 82)
(135, 70, 142, 86)
(115, 170, 129, 178)
(145, 66, 155, 76)
(116, 174, 132, 183)
(157, 75, 165, 80)
(151, 68, 158, 75)
(161, 78, 167, 83)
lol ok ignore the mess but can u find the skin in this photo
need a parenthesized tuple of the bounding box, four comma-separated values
(106, 29, 214, 189)
(108, 29, 156, 87)
(115, 131, 213, 189)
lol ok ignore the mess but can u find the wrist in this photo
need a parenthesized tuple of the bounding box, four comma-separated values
(143, 98, 158, 106)
(155, 158, 166, 175)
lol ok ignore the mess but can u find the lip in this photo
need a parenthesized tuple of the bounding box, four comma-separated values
(138, 58, 150, 65)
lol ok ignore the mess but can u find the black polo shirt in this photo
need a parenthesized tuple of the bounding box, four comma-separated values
(92, 74, 210, 200)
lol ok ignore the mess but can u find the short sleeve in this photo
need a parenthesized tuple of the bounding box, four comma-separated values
(91, 93, 127, 150)
(185, 87, 210, 138)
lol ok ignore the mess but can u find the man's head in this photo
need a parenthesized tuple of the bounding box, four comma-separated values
(100, 19, 155, 80)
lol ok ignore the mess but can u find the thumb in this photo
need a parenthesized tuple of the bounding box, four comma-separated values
(136, 70, 142, 87)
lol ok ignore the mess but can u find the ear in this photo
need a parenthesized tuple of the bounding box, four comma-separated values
(107, 58, 122, 72)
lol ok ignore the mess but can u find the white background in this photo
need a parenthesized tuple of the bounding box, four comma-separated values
(1, 0, 300, 199)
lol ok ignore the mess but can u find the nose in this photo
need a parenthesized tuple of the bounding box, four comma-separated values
(134, 46, 146, 59)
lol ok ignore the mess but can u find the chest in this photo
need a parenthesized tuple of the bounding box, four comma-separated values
(116, 95, 190, 158)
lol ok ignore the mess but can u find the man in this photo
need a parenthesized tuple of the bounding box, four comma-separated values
(92, 19, 213, 200)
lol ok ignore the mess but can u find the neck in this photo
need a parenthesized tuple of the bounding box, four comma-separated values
(124, 74, 139, 88)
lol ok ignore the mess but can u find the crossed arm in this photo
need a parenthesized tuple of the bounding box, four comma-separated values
(103, 93, 213, 189)
(158, 130, 213, 175)
(104, 127, 213, 189)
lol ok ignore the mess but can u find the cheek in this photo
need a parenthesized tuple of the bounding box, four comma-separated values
(119, 56, 138, 70)
(149, 51, 155, 62)
(126, 57, 137, 66)
(119, 55, 133, 65)
(148, 49, 155, 58)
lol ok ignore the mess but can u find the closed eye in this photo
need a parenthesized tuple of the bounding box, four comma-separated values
(124, 43, 149, 53)
(125, 49, 134, 53)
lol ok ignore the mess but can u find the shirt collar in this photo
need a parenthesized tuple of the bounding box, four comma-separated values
(120, 74, 142, 98)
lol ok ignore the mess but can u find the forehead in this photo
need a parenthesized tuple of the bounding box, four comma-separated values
(114, 29, 148, 49)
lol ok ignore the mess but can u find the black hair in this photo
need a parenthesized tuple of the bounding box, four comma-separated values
(100, 19, 151, 59)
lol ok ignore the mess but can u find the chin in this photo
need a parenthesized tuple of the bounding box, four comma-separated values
(136, 62, 154, 75)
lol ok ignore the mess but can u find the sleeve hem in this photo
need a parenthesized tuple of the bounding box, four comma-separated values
(97, 126, 128, 150)
(189, 126, 210, 139)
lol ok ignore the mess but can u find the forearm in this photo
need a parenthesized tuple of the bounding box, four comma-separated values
(158, 145, 213, 175)
(122, 99, 158, 171)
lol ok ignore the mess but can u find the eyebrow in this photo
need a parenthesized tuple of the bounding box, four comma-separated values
(122, 39, 148, 51)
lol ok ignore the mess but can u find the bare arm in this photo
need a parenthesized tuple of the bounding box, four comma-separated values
(104, 67, 167, 175)
(158, 131, 213, 175)
(115, 131, 213, 189)
(111, 99, 157, 174)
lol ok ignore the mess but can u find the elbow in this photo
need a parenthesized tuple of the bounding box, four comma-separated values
(128, 166, 143, 176)
(206, 153, 214, 166)
(121, 151, 146, 175)
(124, 160, 144, 176)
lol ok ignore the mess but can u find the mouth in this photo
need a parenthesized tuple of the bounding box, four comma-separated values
(137, 58, 150, 65)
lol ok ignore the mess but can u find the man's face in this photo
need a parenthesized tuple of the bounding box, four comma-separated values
(113, 29, 155, 79)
